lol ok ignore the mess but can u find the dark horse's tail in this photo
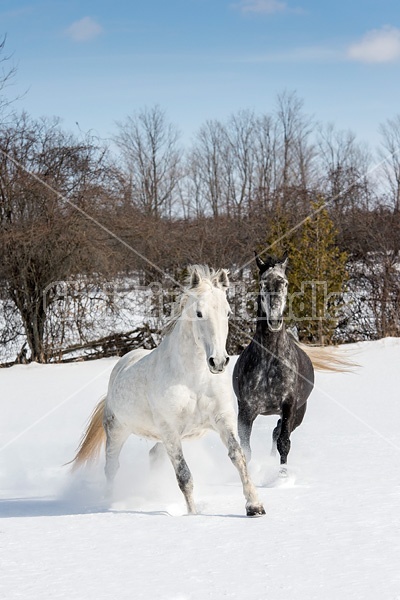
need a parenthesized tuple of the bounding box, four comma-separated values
(297, 342, 358, 372)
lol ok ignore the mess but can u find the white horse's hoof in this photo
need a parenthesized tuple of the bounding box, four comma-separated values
(246, 504, 266, 517)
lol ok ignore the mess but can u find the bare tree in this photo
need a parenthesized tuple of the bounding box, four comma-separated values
(315, 122, 375, 258)
(115, 105, 183, 218)
(275, 90, 315, 193)
(317, 123, 372, 208)
(346, 207, 400, 339)
(379, 115, 400, 212)
(0, 113, 117, 362)
(188, 119, 226, 218)
(188, 111, 258, 219)
(0, 35, 17, 114)
(253, 114, 279, 209)
(223, 110, 257, 218)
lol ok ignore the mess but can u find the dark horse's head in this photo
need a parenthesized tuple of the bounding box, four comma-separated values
(255, 252, 289, 332)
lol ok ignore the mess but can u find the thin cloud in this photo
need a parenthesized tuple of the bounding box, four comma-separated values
(235, 45, 341, 63)
(0, 7, 34, 19)
(347, 26, 400, 64)
(234, 0, 288, 14)
(65, 17, 103, 43)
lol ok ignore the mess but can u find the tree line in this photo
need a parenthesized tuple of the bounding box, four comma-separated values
(1, 45, 399, 362)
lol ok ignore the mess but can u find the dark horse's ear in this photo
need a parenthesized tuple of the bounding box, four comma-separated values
(255, 251, 276, 272)
(254, 251, 266, 272)
(280, 251, 289, 271)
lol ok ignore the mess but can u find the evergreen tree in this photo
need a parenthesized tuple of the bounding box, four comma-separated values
(289, 198, 348, 344)
(233, 200, 347, 352)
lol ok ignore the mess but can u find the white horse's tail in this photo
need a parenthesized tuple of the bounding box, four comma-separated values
(69, 398, 107, 470)
(297, 342, 358, 373)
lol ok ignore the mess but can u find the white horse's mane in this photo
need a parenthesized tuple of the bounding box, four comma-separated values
(163, 265, 229, 336)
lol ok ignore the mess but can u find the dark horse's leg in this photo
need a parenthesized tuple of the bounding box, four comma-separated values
(293, 401, 307, 431)
(271, 418, 281, 457)
(276, 400, 295, 476)
(275, 400, 308, 476)
(272, 401, 307, 458)
(238, 406, 255, 463)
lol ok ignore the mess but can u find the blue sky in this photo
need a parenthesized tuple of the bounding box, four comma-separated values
(1, 0, 400, 148)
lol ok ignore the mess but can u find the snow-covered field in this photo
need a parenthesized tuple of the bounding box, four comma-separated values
(1, 339, 400, 599)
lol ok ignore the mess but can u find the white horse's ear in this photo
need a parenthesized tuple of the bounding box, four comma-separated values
(216, 269, 229, 290)
(190, 269, 201, 288)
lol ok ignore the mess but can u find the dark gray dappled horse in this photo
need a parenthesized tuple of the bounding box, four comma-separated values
(233, 253, 344, 477)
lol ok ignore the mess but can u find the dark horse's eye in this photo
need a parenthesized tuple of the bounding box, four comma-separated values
(196, 311, 203, 318)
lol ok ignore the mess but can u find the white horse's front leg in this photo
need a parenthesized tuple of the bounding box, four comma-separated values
(160, 433, 196, 515)
(214, 416, 265, 517)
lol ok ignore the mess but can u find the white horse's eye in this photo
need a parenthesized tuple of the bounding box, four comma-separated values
(196, 311, 203, 318)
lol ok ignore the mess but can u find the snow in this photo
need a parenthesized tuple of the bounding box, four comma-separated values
(1, 339, 400, 599)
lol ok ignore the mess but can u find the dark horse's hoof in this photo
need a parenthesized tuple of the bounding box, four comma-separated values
(246, 504, 266, 517)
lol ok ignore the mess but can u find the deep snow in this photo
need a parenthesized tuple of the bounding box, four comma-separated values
(1, 339, 400, 599)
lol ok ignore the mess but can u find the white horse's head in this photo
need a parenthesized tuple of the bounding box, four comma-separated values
(184, 265, 231, 374)
(255, 254, 289, 332)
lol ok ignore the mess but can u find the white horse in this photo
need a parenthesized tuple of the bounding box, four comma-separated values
(72, 265, 265, 517)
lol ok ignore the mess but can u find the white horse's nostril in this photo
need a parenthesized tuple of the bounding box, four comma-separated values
(208, 356, 229, 372)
